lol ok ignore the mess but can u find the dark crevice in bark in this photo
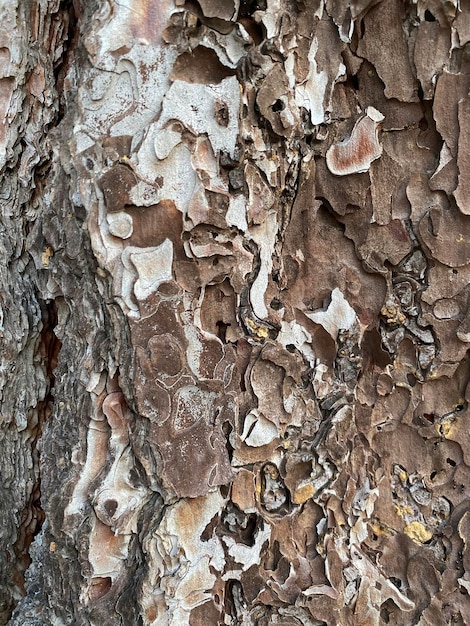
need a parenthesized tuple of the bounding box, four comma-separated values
(5, 0, 80, 617)
(54, 0, 80, 124)
(8, 300, 61, 623)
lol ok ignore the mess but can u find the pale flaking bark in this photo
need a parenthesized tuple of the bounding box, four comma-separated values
(1, 1, 470, 625)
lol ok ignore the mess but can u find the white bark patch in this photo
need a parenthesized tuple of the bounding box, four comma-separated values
(77, 47, 176, 143)
(294, 30, 346, 126)
(295, 38, 329, 126)
(92, 450, 145, 533)
(158, 77, 240, 157)
(260, 0, 282, 39)
(173, 386, 217, 431)
(250, 212, 278, 319)
(122, 239, 173, 302)
(65, 417, 109, 519)
(431, 142, 453, 181)
(92, 393, 149, 534)
(132, 140, 197, 214)
(277, 320, 315, 366)
(0, 4, 23, 168)
(87, 518, 131, 580)
(88, 0, 174, 53)
(147, 491, 226, 625)
(226, 195, 248, 232)
(241, 409, 279, 447)
(351, 545, 415, 613)
(222, 521, 271, 573)
(305, 288, 357, 340)
(154, 127, 182, 160)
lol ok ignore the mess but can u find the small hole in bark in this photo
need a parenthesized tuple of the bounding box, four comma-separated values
(407, 373, 417, 387)
(286, 344, 296, 353)
(270, 298, 282, 310)
(446, 458, 456, 467)
(430, 471, 437, 480)
(214, 100, 230, 127)
(305, 133, 315, 146)
(129, 467, 142, 488)
(239, 0, 267, 17)
(424, 9, 436, 21)
(419, 117, 428, 131)
(172, 48, 235, 85)
(104, 499, 118, 517)
(359, 18, 366, 38)
(271, 98, 285, 112)
(380, 607, 391, 624)
(216, 320, 229, 343)
(238, 16, 264, 44)
(212, 407, 221, 426)
(223, 421, 234, 461)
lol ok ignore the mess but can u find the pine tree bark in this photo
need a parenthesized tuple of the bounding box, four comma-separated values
(1, 1, 470, 624)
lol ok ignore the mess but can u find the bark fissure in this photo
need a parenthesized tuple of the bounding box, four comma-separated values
(0, 0, 89, 621)
(10, 298, 61, 611)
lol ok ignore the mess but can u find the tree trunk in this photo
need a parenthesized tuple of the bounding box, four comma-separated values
(1, 0, 470, 624)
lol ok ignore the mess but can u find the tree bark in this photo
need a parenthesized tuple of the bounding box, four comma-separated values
(1, 0, 470, 624)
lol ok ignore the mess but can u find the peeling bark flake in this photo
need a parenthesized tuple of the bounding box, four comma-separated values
(1, 1, 470, 626)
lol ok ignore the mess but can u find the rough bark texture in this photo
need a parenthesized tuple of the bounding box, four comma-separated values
(1, 0, 470, 624)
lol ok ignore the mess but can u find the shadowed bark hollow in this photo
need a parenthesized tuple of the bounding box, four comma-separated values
(1, 0, 470, 625)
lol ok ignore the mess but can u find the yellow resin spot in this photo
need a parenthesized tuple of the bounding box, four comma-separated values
(437, 416, 455, 439)
(246, 317, 269, 339)
(404, 521, 432, 544)
(370, 520, 393, 537)
(394, 505, 413, 518)
(42, 246, 53, 267)
(293, 483, 314, 504)
(381, 304, 406, 325)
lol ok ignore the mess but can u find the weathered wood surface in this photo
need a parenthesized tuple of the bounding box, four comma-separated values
(1, 0, 470, 624)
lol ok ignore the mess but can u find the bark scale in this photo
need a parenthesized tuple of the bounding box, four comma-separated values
(1, 1, 470, 625)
